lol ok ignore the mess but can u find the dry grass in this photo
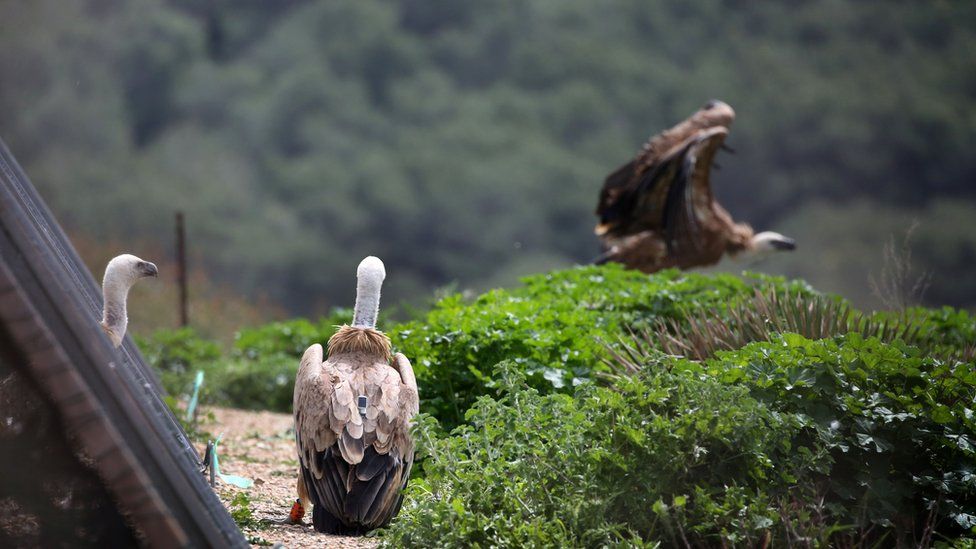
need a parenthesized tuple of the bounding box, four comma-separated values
(869, 221, 931, 312)
(606, 288, 925, 372)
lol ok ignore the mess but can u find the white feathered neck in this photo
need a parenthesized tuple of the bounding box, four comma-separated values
(352, 256, 386, 329)
(101, 254, 154, 347)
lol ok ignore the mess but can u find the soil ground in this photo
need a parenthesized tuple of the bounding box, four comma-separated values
(199, 407, 379, 549)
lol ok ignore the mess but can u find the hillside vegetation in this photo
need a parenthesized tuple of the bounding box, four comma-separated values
(143, 265, 976, 546)
(3, 0, 976, 315)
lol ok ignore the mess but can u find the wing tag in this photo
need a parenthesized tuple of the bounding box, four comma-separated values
(357, 395, 368, 418)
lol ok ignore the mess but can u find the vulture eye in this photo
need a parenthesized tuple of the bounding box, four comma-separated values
(703, 99, 721, 110)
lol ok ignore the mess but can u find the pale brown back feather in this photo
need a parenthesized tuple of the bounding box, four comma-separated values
(293, 327, 418, 533)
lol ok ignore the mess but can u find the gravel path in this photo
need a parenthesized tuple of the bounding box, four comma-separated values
(201, 407, 379, 549)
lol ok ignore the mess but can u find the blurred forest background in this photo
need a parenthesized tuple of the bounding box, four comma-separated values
(1, 0, 974, 337)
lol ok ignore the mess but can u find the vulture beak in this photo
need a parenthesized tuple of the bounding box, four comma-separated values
(771, 237, 797, 251)
(140, 261, 159, 277)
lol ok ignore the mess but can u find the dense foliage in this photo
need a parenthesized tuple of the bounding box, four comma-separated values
(3, 0, 976, 317)
(693, 335, 976, 539)
(388, 363, 809, 547)
(390, 265, 812, 427)
(383, 337, 976, 547)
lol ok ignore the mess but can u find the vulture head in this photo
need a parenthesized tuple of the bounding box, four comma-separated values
(737, 231, 797, 259)
(697, 99, 735, 128)
(100, 254, 158, 347)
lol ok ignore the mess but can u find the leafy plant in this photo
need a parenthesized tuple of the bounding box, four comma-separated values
(383, 362, 812, 547)
(392, 264, 809, 428)
(136, 327, 222, 374)
(619, 334, 976, 546)
(229, 492, 261, 531)
(232, 308, 352, 360)
(157, 355, 298, 414)
(203, 356, 297, 412)
(907, 306, 976, 360)
(385, 335, 976, 547)
(140, 312, 357, 413)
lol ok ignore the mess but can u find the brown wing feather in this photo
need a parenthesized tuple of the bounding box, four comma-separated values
(595, 101, 735, 241)
(661, 127, 728, 256)
(595, 159, 638, 227)
(596, 138, 693, 240)
(392, 353, 419, 417)
(295, 344, 339, 473)
(295, 347, 417, 534)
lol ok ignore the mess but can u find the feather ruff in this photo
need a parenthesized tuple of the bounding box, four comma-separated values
(328, 325, 391, 360)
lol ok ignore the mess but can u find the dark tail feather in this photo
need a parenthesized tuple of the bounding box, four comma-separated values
(312, 500, 345, 534)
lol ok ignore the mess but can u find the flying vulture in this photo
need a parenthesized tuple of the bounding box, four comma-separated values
(594, 100, 795, 272)
(100, 254, 158, 347)
(293, 256, 419, 534)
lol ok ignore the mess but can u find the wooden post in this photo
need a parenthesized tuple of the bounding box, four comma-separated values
(176, 212, 188, 327)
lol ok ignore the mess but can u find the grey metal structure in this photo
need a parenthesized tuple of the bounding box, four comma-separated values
(0, 137, 247, 547)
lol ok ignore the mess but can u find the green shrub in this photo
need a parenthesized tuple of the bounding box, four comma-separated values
(384, 335, 976, 547)
(683, 334, 976, 544)
(144, 266, 816, 417)
(136, 327, 222, 374)
(903, 306, 976, 356)
(139, 332, 297, 413)
(391, 264, 811, 428)
(139, 311, 356, 413)
(134, 266, 976, 545)
(202, 356, 297, 412)
(137, 327, 224, 407)
(154, 356, 296, 414)
(232, 308, 352, 360)
(383, 363, 816, 547)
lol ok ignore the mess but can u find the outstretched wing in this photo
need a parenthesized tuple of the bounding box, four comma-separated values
(660, 126, 727, 256)
(595, 138, 696, 238)
(595, 101, 734, 241)
(598, 127, 727, 253)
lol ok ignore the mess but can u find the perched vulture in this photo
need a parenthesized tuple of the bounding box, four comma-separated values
(100, 254, 158, 347)
(294, 256, 419, 534)
(594, 100, 795, 272)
